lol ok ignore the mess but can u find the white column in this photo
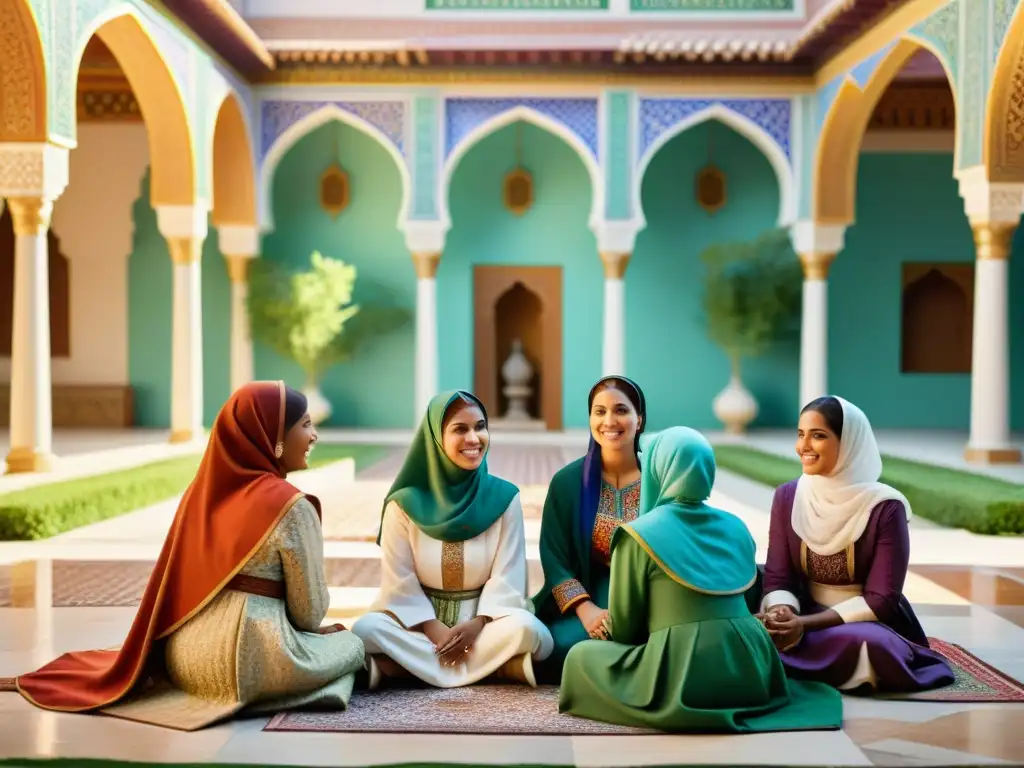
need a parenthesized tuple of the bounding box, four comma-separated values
(600, 251, 630, 376)
(412, 252, 440, 417)
(157, 205, 208, 444)
(958, 169, 1022, 464)
(1, 144, 69, 474)
(790, 222, 846, 409)
(218, 225, 259, 393)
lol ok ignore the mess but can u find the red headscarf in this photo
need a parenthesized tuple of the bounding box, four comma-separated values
(16, 381, 320, 712)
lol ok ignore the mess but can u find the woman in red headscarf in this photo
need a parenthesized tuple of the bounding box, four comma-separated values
(12, 381, 365, 730)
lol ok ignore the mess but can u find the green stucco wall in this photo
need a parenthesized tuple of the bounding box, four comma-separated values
(831, 151, 1024, 431)
(440, 121, 602, 429)
(258, 121, 416, 428)
(128, 170, 232, 428)
(628, 121, 793, 430)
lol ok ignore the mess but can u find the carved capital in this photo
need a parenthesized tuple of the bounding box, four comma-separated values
(958, 166, 1024, 225)
(217, 225, 260, 258)
(7, 196, 52, 236)
(0, 143, 69, 201)
(167, 237, 202, 266)
(601, 251, 631, 279)
(799, 251, 836, 281)
(226, 254, 252, 283)
(412, 251, 441, 279)
(971, 222, 1017, 261)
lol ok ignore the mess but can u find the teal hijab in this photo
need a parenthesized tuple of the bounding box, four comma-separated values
(614, 426, 756, 594)
(379, 390, 519, 543)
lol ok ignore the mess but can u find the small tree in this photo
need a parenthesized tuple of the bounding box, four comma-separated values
(247, 251, 360, 384)
(701, 228, 803, 377)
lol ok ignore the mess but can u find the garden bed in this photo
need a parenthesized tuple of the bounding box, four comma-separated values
(0, 444, 385, 541)
(713, 444, 1024, 536)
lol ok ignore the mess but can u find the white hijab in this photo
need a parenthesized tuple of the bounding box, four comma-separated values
(791, 397, 911, 556)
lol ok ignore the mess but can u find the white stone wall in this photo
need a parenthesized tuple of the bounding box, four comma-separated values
(0, 123, 150, 386)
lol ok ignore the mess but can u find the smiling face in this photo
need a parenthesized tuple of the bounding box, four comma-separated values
(441, 400, 489, 471)
(590, 385, 642, 453)
(795, 408, 841, 477)
(280, 411, 318, 473)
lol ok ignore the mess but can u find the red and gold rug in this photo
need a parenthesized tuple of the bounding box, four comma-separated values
(880, 638, 1024, 702)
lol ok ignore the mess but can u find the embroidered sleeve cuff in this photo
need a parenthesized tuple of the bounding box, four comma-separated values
(761, 590, 801, 614)
(833, 596, 878, 624)
(553, 579, 590, 613)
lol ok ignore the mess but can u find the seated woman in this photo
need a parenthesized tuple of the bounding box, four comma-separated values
(559, 427, 842, 733)
(760, 396, 954, 694)
(532, 376, 646, 681)
(13, 382, 365, 730)
(351, 390, 553, 688)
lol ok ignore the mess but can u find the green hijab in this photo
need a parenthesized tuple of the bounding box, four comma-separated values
(614, 426, 756, 594)
(379, 390, 519, 543)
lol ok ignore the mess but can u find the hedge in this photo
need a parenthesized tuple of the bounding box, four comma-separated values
(0, 444, 386, 541)
(712, 443, 1024, 536)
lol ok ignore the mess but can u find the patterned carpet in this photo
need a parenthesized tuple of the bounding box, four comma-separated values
(264, 685, 657, 735)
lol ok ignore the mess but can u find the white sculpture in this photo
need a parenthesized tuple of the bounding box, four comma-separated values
(500, 338, 534, 422)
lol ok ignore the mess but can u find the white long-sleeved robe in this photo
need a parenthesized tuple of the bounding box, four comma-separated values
(352, 494, 553, 688)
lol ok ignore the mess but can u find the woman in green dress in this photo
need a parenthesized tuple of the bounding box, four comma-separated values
(532, 376, 646, 681)
(559, 427, 842, 733)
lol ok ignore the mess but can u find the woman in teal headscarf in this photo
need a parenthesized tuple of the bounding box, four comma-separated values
(558, 427, 842, 733)
(352, 390, 553, 689)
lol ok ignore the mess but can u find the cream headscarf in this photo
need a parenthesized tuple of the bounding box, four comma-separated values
(791, 397, 911, 556)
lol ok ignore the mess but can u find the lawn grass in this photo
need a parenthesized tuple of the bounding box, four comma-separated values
(713, 443, 1024, 536)
(0, 443, 387, 541)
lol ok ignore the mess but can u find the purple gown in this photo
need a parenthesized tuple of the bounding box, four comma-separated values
(762, 480, 955, 693)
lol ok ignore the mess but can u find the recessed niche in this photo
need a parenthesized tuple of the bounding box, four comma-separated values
(900, 262, 973, 374)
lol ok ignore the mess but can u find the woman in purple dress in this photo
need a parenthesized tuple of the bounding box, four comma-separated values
(759, 396, 954, 694)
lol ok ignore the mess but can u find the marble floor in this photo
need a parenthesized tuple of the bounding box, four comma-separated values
(1, 447, 1023, 766)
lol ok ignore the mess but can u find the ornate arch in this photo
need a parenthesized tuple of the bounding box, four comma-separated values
(212, 92, 256, 226)
(814, 37, 958, 223)
(0, 0, 47, 142)
(259, 103, 411, 231)
(635, 102, 796, 226)
(442, 105, 602, 225)
(986, 1, 1024, 182)
(76, 9, 196, 206)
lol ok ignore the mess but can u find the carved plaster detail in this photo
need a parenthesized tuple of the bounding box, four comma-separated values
(958, 167, 1024, 224)
(0, 0, 46, 141)
(0, 143, 70, 200)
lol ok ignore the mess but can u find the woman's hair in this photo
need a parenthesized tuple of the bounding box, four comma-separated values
(442, 392, 486, 430)
(283, 387, 308, 432)
(800, 396, 844, 438)
(588, 377, 644, 417)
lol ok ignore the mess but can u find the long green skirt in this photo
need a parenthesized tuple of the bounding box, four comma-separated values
(558, 590, 842, 733)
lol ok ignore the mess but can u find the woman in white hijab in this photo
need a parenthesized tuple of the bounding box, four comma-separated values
(759, 396, 954, 693)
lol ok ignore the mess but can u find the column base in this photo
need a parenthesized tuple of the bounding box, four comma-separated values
(964, 446, 1022, 465)
(169, 429, 199, 445)
(4, 448, 54, 474)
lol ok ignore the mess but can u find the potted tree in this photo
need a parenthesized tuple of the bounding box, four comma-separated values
(700, 228, 802, 433)
(247, 251, 360, 424)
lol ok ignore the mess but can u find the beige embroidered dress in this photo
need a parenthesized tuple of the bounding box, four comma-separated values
(104, 497, 365, 730)
(352, 494, 554, 688)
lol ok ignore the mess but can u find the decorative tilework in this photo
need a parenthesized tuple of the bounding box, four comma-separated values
(911, 0, 960, 81)
(50, 0, 76, 143)
(631, 0, 793, 9)
(994, 0, 1018, 64)
(957, 0, 985, 170)
(194, 58, 210, 199)
(260, 100, 406, 161)
(28, 0, 53, 139)
(445, 98, 599, 161)
(604, 91, 634, 220)
(796, 93, 816, 221)
(411, 95, 440, 220)
(639, 98, 791, 162)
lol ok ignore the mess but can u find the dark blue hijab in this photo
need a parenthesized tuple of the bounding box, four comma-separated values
(579, 376, 647, 543)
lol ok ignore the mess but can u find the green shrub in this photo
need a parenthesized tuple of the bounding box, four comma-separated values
(0, 444, 386, 541)
(713, 444, 1024, 536)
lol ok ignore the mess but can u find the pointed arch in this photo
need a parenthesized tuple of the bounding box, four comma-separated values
(986, 1, 1024, 182)
(635, 104, 795, 226)
(75, 8, 196, 205)
(259, 104, 411, 231)
(442, 106, 601, 226)
(0, 0, 47, 142)
(814, 37, 958, 223)
(212, 92, 256, 226)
